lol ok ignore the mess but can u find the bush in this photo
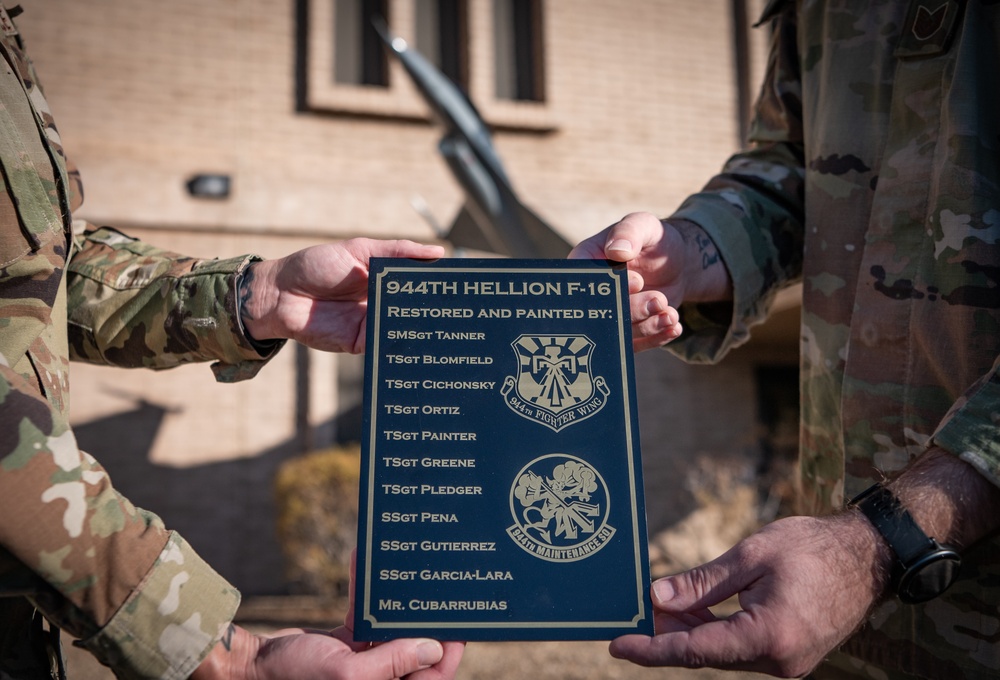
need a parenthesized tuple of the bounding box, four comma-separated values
(273, 444, 361, 596)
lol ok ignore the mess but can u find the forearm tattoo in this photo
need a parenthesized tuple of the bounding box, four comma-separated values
(220, 623, 236, 652)
(694, 231, 721, 270)
(238, 264, 257, 327)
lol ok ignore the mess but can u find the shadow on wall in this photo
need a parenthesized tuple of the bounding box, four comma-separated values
(73, 394, 304, 597)
(73, 346, 794, 597)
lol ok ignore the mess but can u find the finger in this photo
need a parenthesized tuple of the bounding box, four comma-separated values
(610, 611, 774, 673)
(652, 545, 759, 615)
(629, 293, 681, 351)
(345, 238, 446, 262)
(387, 239, 446, 260)
(632, 322, 683, 352)
(630, 291, 669, 323)
(568, 233, 611, 260)
(607, 626, 712, 668)
(263, 626, 309, 639)
(654, 608, 719, 633)
(603, 212, 665, 262)
(354, 638, 445, 679)
(405, 641, 467, 680)
(610, 632, 693, 667)
(626, 269, 644, 294)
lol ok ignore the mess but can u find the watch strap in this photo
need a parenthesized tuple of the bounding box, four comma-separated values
(850, 483, 935, 567)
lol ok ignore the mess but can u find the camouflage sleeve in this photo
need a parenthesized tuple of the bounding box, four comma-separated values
(932, 356, 1000, 490)
(664, 1, 805, 364)
(66, 225, 285, 383)
(0, 364, 240, 680)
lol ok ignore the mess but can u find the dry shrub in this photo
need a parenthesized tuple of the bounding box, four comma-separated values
(647, 455, 763, 579)
(273, 444, 361, 596)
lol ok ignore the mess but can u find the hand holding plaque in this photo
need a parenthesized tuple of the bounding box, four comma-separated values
(354, 259, 653, 641)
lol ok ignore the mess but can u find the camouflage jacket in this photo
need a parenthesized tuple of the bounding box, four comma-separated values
(0, 7, 282, 680)
(667, 0, 1000, 677)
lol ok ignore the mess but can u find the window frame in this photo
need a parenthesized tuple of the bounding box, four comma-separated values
(302, 0, 557, 131)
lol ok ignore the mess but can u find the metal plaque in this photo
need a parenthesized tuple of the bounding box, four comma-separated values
(354, 258, 653, 641)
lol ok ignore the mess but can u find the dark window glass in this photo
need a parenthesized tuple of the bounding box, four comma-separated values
(415, 0, 468, 88)
(494, 0, 545, 101)
(334, 0, 389, 87)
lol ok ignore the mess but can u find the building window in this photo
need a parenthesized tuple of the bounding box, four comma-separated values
(415, 0, 468, 89)
(493, 0, 544, 102)
(754, 364, 800, 520)
(333, 0, 389, 87)
(301, 0, 556, 131)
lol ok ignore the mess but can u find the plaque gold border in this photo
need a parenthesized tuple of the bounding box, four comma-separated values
(360, 263, 648, 632)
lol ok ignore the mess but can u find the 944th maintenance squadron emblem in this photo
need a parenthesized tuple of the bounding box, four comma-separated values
(507, 454, 615, 563)
(501, 335, 610, 432)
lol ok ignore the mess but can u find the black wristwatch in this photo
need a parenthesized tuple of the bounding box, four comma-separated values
(850, 483, 961, 604)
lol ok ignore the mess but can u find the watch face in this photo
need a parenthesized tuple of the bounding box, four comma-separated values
(898, 551, 961, 604)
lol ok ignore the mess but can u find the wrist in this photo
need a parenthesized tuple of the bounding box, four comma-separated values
(831, 508, 894, 604)
(849, 481, 962, 604)
(668, 219, 732, 303)
(885, 446, 1000, 548)
(237, 260, 282, 347)
(190, 625, 260, 680)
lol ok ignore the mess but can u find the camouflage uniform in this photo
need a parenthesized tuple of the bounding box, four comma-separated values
(666, 0, 1000, 677)
(0, 6, 283, 679)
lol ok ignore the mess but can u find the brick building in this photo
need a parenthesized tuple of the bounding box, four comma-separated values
(16, 0, 798, 595)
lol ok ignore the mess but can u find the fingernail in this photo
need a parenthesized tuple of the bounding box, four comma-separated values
(607, 239, 633, 255)
(416, 640, 443, 666)
(646, 298, 665, 315)
(651, 579, 676, 605)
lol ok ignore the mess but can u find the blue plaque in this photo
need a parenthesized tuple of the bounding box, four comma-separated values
(354, 259, 653, 641)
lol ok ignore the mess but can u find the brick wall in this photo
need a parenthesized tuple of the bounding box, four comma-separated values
(22, 0, 752, 239)
(15, 0, 792, 595)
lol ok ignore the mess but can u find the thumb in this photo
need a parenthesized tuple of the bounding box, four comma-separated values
(652, 553, 749, 614)
(359, 638, 445, 679)
(602, 212, 665, 262)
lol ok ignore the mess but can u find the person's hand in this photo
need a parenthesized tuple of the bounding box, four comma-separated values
(344, 549, 466, 680)
(240, 238, 445, 353)
(190, 623, 451, 680)
(570, 212, 682, 351)
(192, 546, 465, 680)
(570, 212, 730, 351)
(397, 637, 465, 680)
(609, 514, 888, 677)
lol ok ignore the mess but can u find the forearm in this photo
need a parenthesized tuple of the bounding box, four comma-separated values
(0, 365, 240, 678)
(671, 141, 806, 299)
(844, 446, 1000, 607)
(887, 447, 1000, 550)
(862, 351, 1000, 563)
(661, 144, 805, 364)
(67, 227, 281, 382)
(0, 365, 165, 636)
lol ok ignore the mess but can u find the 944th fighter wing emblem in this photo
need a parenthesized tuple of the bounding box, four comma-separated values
(500, 335, 610, 432)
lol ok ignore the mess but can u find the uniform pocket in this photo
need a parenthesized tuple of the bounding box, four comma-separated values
(0, 48, 67, 269)
(0, 171, 59, 268)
